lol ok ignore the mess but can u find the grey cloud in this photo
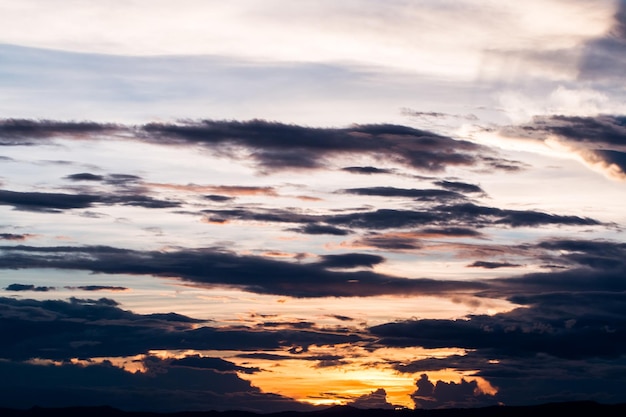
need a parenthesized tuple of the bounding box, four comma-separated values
(2, 118, 521, 174)
(0, 245, 487, 298)
(434, 180, 484, 194)
(348, 388, 396, 409)
(0, 296, 361, 362)
(341, 166, 394, 175)
(0, 118, 119, 145)
(341, 187, 465, 202)
(5, 283, 55, 292)
(204, 194, 235, 202)
(500, 114, 626, 179)
(317, 253, 385, 269)
(64, 172, 105, 181)
(579, 0, 626, 80)
(0, 189, 99, 212)
(0, 357, 313, 413)
(0, 189, 180, 212)
(412, 373, 497, 409)
(0, 233, 35, 241)
(288, 223, 351, 236)
(468, 261, 522, 269)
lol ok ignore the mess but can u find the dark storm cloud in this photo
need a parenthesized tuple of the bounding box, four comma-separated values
(0, 357, 314, 413)
(341, 166, 394, 175)
(341, 186, 465, 202)
(0, 245, 487, 298)
(0, 189, 180, 212)
(0, 296, 362, 362)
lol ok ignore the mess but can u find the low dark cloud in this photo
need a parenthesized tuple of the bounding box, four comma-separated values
(0, 119, 119, 145)
(341, 166, 394, 175)
(434, 180, 484, 194)
(68, 285, 129, 292)
(0, 245, 487, 298)
(0, 189, 180, 212)
(169, 355, 259, 374)
(353, 233, 424, 251)
(412, 374, 497, 409)
(349, 388, 396, 409)
(289, 223, 351, 236)
(341, 187, 465, 202)
(0, 233, 35, 241)
(0, 357, 313, 413)
(317, 253, 385, 269)
(0, 189, 99, 212)
(0, 296, 362, 362)
(5, 283, 54, 292)
(500, 114, 626, 179)
(64, 172, 105, 181)
(204, 194, 235, 202)
(1, 118, 521, 174)
(468, 261, 522, 269)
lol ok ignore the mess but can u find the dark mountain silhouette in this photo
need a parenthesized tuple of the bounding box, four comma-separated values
(1, 401, 625, 417)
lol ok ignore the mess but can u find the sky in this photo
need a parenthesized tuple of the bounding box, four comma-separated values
(1, 0, 626, 412)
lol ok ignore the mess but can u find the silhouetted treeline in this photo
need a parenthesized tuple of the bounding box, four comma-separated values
(1, 401, 626, 417)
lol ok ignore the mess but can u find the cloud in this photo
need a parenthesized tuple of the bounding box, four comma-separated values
(0, 245, 487, 298)
(0, 118, 522, 174)
(500, 114, 626, 180)
(5, 283, 54, 292)
(0, 233, 35, 241)
(579, 0, 626, 81)
(468, 261, 522, 269)
(288, 223, 351, 236)
(0, 296, 362, 362)
(64, 172, 105, 181)
(348, 388, 396, 409)
(316, 253, 386, 269)
(411, 374, 497, 409)
(434, 180, 485, 194)
(0, 188, 180, 212)
(341, 187, 466, 202)
(67, 285, 129, 292)
(341, 166, 394, 175)
(0, 357, 313, 413)
(0, 189, 99, 212)
(0, 118, 119, 145)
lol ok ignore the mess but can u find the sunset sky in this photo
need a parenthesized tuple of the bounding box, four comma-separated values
(1, 0, 626, 412)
